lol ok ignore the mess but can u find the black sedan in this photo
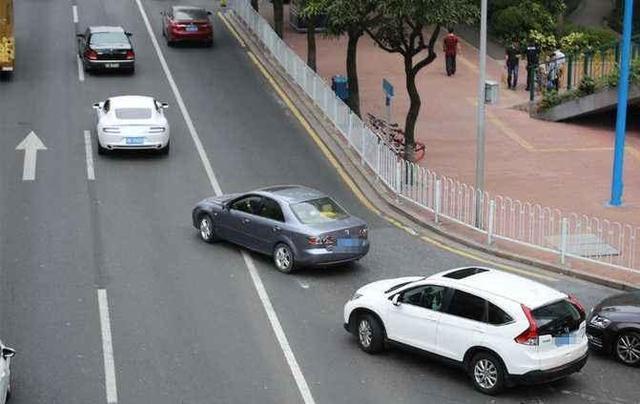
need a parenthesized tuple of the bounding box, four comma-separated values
(192, 185, 369, 273)
(587, 291, 640, 366)
(77, 26, 135, 73)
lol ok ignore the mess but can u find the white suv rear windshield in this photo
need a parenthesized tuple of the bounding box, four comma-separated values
(532, 299, 583, 335)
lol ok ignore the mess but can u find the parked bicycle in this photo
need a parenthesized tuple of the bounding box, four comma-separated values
(366, 113, 426, 162)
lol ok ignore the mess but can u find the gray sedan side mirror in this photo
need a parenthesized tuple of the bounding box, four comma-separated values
(76, 33, 85, 39)
(391, 294, 400, 306)
(2, 347, 15, 359)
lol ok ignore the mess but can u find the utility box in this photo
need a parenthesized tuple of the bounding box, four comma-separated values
(485, 80, 499, 104)
(331, 75, 349, 102)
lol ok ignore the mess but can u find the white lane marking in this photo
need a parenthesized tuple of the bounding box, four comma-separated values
(97, 289, 118, 404)
(72, 5, 79, 23)
(133, 0, 222, 196)
(134, 1, 315, 402)
(83, 130, 95, 180)
(77, 56, 85, 82)
(15, 131, 47, 181)
(242, 252, 316, 404)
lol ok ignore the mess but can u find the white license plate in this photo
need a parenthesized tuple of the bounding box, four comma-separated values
(105, 63, 120, 68)
(186, 25, 198, 32)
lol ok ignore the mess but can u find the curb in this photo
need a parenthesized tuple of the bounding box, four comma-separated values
(224, 11, 638, 291)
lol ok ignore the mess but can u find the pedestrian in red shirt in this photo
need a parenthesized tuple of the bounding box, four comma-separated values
(443, 28, 461, 76)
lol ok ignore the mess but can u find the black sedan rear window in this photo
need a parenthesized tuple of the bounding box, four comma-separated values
(174, 8, 209, 20)
(90, 32, 129, 46)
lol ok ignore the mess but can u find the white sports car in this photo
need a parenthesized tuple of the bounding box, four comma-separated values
(93, 95, 170, 154)
(0, 340, 15, 403)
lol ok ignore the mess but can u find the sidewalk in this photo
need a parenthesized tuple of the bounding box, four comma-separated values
(257, 3, 640, 230)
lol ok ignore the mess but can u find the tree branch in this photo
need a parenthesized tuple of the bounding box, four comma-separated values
(365, 27, 401, 53)
(411, 25, 441, 74)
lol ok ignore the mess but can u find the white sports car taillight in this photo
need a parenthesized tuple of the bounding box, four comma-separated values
(102, 127, 121, 134)
(148, 127, 166, 133)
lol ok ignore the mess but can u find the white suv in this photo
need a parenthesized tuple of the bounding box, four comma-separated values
(343, 267, 588, 395)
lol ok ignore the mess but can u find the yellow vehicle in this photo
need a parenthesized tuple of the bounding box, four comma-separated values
(0, 0, 14, 77)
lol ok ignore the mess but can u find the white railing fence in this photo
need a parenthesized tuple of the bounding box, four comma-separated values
(229, 0, 640, 274)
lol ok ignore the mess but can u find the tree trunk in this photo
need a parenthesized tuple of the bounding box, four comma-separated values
(403, 55, 420, 162)
(346, 28, 362, 117)
(307, 15, 317, 72)
(273, 0, 284, 39)
(251, 0, 259, 12)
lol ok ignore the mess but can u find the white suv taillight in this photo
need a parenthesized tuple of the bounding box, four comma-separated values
(515, 304, 539, 346)
(102, 127, 120, 133)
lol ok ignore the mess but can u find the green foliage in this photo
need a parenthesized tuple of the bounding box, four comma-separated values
(559, 24, 618, 54)
(491, 1, 555, 43)
(528, 29, 557, 53)
(539, 89, 561, 111)
(577, 76, 596, 96)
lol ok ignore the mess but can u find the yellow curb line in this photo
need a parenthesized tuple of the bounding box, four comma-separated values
(217, 11, 246, 48)
(229, 21, 561, 282)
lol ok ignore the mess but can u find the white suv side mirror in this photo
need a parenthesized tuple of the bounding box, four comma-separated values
(391, 294, 400, 306)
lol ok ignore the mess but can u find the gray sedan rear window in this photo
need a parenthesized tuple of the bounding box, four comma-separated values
(291, 197, 348, 224)
(115, 108, 152, 120)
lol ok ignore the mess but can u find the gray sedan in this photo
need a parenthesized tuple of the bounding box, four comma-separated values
(192, 185, 370, 273)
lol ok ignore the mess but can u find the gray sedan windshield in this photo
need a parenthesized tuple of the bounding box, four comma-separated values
(291, 197, 348, 224)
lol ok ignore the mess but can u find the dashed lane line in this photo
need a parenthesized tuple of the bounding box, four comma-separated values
(134, 1, 316, 403)
(77, 56, 85, 82)
(83, 130, 95, 180)
(97, 289, 118, 404)
(72, 5, 78, 24)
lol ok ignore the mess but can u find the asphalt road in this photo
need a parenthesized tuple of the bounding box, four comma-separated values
(0, 0, 638, 403)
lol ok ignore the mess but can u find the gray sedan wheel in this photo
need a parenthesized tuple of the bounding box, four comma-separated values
(198, 215, 216, 243)
(273, 243, 295, 273)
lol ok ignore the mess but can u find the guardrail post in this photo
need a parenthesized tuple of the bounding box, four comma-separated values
(395, 161, 402, 201)
(560, 217, 568, 265)
(435, 179, 442, 224)
(360, 126, 366, 164)
(312, 76, 317, 102)
(487, 200, 495, 245)
(529, 65, 535, 102)
(567, 56, 573, 90)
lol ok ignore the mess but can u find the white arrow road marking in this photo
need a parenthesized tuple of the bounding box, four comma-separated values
(15, 131, 47, 181)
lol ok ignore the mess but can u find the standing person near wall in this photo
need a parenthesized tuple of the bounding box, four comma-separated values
(525, 40, 540, 91)
(443, 28, 461, 77)
(505, 41, 520, 89)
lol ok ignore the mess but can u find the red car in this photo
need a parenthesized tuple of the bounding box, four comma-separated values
(161, 6, 213, 47)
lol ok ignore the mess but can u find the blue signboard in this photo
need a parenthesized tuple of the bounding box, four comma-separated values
(382, 78, 394, 98)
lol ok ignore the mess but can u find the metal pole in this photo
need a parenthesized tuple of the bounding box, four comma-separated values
(474, 0, 488, 228)
(610, 0, 634, 206)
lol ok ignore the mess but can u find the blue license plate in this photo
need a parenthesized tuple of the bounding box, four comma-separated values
(337, 238, 360, 248)
(186, 25, 198, 32)
(126, 137, 144, 145)
(555, 334, 575, 346)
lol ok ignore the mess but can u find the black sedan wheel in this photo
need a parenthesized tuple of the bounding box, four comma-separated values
(273, 243, 295, 273)
(198, 215, 217, 243)
(615, 331, 640, 366)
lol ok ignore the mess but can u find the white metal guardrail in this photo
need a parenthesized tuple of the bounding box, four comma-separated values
(230, 0, 640, 274)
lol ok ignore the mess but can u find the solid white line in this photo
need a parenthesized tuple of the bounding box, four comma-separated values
(72, 5, 79, 23)
(133, 0, 222, 196)
(242, 252, 316, 404)
(97, 289, 118, 404)
(83, 130, 95, 180)
(77, 56, 85, 82)
(133, 1, 315, 402)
